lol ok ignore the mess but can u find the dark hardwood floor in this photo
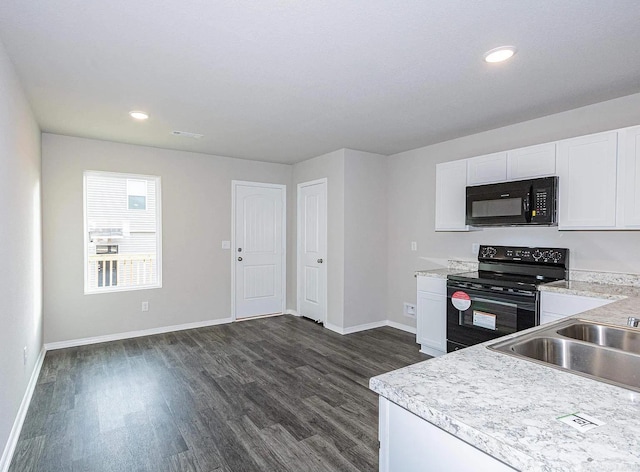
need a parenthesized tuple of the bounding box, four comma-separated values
(9, 315, 428, 472)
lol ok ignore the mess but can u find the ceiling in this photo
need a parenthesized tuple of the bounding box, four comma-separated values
(1, 1, 640, 164)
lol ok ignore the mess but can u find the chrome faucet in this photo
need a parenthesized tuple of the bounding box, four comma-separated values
(627, 317, 640, 328)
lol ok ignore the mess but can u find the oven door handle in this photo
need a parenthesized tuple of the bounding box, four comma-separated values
(448, 289, 538, 307)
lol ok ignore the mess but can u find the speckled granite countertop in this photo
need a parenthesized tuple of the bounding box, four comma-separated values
(414, 268, 460, 278)
(371, 294, 640, 471)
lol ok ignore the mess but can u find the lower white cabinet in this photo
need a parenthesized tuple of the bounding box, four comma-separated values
(378, 397, 516, 472)
(416, 276, 447, 356)
(540, 291, 613, 325)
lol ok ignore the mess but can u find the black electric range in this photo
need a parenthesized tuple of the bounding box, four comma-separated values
(446, 245, 569, 352)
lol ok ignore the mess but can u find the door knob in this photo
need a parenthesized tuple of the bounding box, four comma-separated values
(237, 256, 243, 261)
(317, 258, 323, 263)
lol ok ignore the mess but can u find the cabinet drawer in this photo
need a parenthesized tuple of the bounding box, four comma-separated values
(417, 275, 446, 294)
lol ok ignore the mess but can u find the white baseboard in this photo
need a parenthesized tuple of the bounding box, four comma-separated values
(44, 317, 234, 351)
(325, 319, 417, 336)
(325, 320, 387, 335)
(0, 347, 46, 472)
(386, 320, 417, 334)
(284, 309, 301, 316)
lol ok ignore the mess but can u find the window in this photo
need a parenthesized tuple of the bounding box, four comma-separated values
(84, 171, 162, 293)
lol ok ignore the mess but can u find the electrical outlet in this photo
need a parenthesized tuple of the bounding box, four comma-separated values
(141, 301, 149, 312)
(472, 243, 480, 255)
(403, 302, 416, 318)
(411, 241, 417, 251)
(23, 346, 27, 366)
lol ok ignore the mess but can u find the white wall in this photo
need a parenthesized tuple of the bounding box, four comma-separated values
(0, 41, 42, 466)
(386, 92, 640, 327)
(42, 134, 292, 343)
(291, 150, 346, 328)
(291, 148, 390, 331)
(343, 149, 388, 329)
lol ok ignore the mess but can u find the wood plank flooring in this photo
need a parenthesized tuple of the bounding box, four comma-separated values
(9, 315, 428, 472)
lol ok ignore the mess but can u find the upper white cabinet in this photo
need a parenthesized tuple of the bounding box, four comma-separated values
(507, 143, 556, 180)
(435, 160, 469, 231)
(434, 125, 640, 232)
(557, 131, 618, 230)
(617, 125, 640, 228)
(467, 152, 507, 185)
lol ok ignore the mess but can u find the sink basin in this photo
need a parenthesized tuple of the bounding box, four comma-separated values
(489, 319, 640, 393)
(556, 322, 640, 354)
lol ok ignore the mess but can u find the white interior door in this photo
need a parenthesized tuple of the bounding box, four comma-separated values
(297, 179, 327, 323)
(233, 181, 285, 319)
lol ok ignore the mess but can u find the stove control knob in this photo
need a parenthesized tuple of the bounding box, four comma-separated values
(551, 251, 563, 263)
(542, 250, 552, 262)
(481, 246, 496, 258)
(533, 250, 542, 261)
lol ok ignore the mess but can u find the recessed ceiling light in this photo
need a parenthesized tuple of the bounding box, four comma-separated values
(484, 46, 517, 63)
(129, 110, 149, 120)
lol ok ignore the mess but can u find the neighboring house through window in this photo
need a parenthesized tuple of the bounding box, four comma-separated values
(84, 171, 162, 293)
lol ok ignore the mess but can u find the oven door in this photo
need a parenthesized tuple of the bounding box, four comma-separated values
(446, 283, 537, 352)
(466, 180, 532, 226)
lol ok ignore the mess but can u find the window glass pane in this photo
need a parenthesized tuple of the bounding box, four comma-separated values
(85, 171, 161, 293)
(128, 195, 146, 210)
(127, 179, 147, 196)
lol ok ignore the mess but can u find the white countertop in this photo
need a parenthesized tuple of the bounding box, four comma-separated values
(371, 290, 640, 471)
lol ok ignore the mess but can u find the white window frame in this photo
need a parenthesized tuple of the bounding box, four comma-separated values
(83, 170, 163, 294)
(127, 178, 148, 210)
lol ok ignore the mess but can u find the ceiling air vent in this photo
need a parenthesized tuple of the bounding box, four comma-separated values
(171, 130, 204, 139)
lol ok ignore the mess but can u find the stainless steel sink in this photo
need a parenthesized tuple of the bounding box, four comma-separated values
(557, 322, 640, 354)
(489, 319, 640, 393)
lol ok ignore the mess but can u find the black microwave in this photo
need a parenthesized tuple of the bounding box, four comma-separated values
(465, 176, 558, 226)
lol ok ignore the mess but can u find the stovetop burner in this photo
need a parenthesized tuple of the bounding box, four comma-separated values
(447, 270, 562, 291)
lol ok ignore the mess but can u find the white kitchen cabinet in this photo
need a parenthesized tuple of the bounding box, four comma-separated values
(507, 142, 556, 180)
(617, 125, 640, 228)
(416, 276, 447, 357)
(435, 160, 469, 231)
(379, 397, 516, 472)
(557, 131, 618, 229)
(539, 291, 613, 325)
(467, 152, 507, 185)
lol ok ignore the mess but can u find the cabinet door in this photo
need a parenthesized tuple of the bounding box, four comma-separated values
(417, 290, 446, 354)
(618, 126, 640, 228)
(467, 152, 507, 185)
(557, 131, 618, 229)
(435, 160, 469, 231)
(507, 143, 556, 180)
(540, 291, 613, 317)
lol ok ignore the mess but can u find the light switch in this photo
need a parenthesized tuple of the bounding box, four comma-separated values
(222, 240, 231, 249)
(411, 241, 417, 251)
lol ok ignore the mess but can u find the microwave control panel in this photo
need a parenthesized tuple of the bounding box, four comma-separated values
(533, 189, 548, 218)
